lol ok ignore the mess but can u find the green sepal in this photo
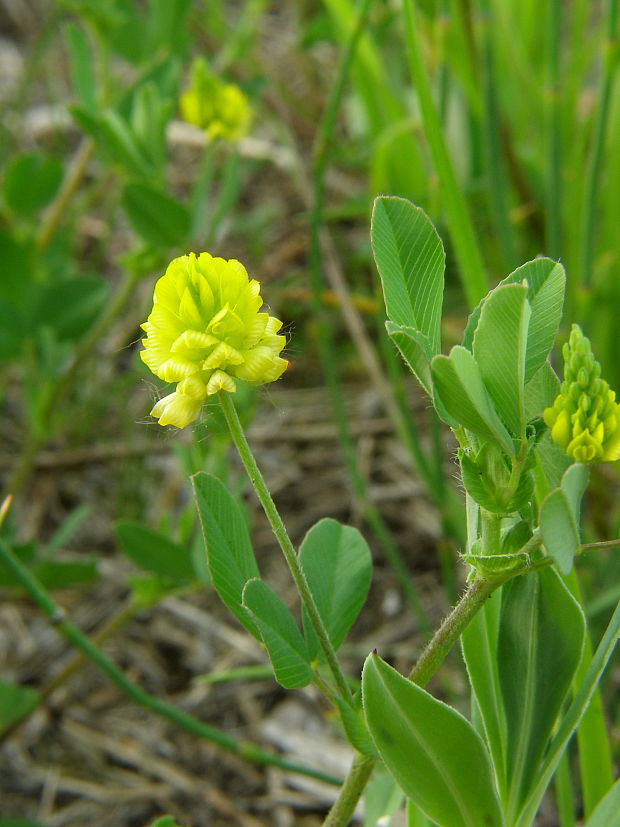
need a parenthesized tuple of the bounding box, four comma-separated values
(463, 550, 530, 578)
(459, 445, 533, 514)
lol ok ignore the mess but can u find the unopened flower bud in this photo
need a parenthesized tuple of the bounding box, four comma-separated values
(180, 58, 251, 143)
(543, 324, 620, 462)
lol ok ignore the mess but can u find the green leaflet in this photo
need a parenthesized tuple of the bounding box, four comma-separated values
(372, 196, 444, 356)
(431, 346, 515, 454)
(472, 283, 530, 438)
(463, 257, 565, 384)
(242, 579, 313, 689)
(192, 472, 260, 637)
(299, 518, 372, 659)
(539, 463, 589, 574)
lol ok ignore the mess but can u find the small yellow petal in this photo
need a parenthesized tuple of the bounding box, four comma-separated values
(206, 370, 236, 395)
(151, 392, 202, 428)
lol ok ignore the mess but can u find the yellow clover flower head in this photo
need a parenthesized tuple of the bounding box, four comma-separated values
(141, 253, 288, 428)
(543, 324, 620, 462)
(180, 58, 251, 143)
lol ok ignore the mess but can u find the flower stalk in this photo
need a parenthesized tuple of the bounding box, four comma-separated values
(218, 391, 353, 703)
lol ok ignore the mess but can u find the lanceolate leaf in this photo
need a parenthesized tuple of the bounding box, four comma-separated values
(192, 472, 260, 637)
(242, 579, 314, 689)
(463, 258, 565, 383)
(472, 283, 530, 438)
(498, 569, 585, 819)
(299, 518, 372, 659)
(431, 346, 515, 454)
(362, 653, 504, 827)
(372, 196, 444, 354)
(516, 598, 620, 826)
(461, 590, 506, 787)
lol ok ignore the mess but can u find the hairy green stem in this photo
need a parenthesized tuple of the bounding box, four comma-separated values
(324, 572, 504, 824)
(403, 0, 488, 307)
(407, 574, 499, 684)
(218, 392, 353, 703)
(323, 753, 375, 827)
(36, 138, 95, 252)
(0, 538, 341, 786)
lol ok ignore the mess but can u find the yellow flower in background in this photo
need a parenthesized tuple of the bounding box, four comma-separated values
(180, 58, 251, 143)
(543, 324, 620, 462)
(141, 253, 288, 428)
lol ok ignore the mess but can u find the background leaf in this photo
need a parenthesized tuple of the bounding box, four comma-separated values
(583, 778, 620, 827)
(242, 579, 313, 689)
(115, 521, 197, 584)
(0, 682, 40, 736)
(192, 472, 260, 636)
(299, 517, 372, 659)
(33, 277, 108, 341)
(122, 182, 190, 247)
(3, 153, 63, 216)
(362, 653, 504, 827)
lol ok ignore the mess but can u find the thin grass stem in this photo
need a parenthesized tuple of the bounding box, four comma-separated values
(0, 538, 341, 786)
(577, 0, 620, 290)
(403, 0, 488, 307)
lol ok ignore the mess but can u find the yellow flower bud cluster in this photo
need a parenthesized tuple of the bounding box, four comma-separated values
(543, 324, 620, 462)
(180, 59, 251, 143)
(141, 253, 288, 428)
